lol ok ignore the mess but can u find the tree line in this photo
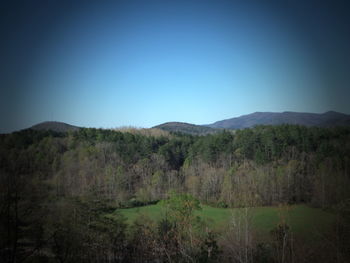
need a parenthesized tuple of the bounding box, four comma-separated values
(0, 125, 349, 262)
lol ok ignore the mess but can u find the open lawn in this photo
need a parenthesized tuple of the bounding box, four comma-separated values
(115, 203, 336, 241)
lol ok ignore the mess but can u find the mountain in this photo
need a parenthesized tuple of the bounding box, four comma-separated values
(207, 111, 350, 129)
(153, 122, 218, 135)
(30, 121, 80, 132)
(28, 111, 350, 135)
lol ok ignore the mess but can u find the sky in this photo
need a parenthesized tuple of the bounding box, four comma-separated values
(1, 0, 350, 133)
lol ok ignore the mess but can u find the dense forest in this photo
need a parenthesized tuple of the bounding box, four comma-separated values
(1, 125, 350, 262)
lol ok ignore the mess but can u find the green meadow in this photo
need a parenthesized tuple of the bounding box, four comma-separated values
(117, 203, 336, 241)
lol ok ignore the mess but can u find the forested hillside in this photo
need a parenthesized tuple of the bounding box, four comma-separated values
(153, 121, 218, 135)
(1, 125, 349, 262)
(30, 121, 80, 132)
(207, 111, 350, 129)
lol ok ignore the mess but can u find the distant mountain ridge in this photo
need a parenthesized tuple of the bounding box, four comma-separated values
(30, 121, 80, 132)
(28, 111, 350, 135)
(153, 122, 218, 135)
(207, 111, 350, 129)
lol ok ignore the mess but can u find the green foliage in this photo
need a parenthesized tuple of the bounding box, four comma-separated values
(161, 191, 202, 224)
(1, 125, 350, 262)
(48, 196, 128, 262)
(159, 137, 191, 169)
(189, 130, 234, 163)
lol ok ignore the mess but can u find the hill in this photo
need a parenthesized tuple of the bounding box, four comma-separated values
(207, 111, 350, 129)
(153, 122, 218, 135)
(30, 121, 80, 132)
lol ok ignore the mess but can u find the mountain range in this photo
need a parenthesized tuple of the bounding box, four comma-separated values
(28, 111, 350, 134)
(154, 111, 350, 134)
(30, 121, 80, 133)
(206, 111, 350, 129)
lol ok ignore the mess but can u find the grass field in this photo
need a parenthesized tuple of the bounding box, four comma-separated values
(115, 203, 336, 241)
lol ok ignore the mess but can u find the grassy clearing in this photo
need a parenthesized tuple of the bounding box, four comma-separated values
(116, 203, 335, 240)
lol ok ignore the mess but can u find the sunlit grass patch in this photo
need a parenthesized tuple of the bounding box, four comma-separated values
(117, 203, 335, 240)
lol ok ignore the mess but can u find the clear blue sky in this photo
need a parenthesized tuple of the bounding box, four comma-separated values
(1, 0, 350, 132)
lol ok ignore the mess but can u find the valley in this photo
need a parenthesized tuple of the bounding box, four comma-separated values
(1, 122, 349, 262)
